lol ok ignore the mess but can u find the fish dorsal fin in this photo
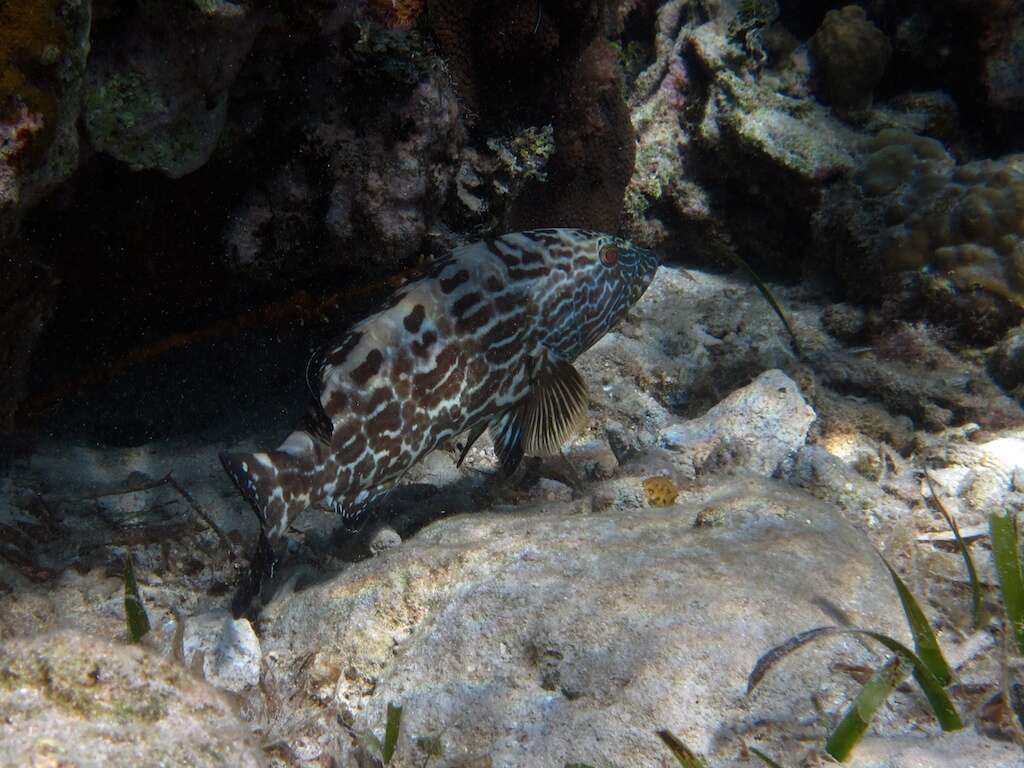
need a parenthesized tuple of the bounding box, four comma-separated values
(303, 345, 334, 444)
(489, 350, 590, 475)
(302, 400, 334, 445)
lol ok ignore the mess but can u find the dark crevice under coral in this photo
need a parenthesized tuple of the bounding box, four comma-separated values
(507, 37, 636, 231)
(781, 0, 1023, 155)
(790, 0, 1024, 156)
(5, 0, 1024, 442)
(18, 153, 393, 444)
(428, 0, 605, 131)
(871, 0, 1023, 154)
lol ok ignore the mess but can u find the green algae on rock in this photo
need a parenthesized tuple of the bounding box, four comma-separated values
(453, 124, 555, 227)
(82, 0, 263, 178)
(84, 68, 230, 178)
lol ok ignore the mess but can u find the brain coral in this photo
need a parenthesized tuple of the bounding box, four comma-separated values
(643, 476, 679, 507)
(858, 130, 1024, 306)
(816, 128, 1024, 340)
(810, 5, 891, 120)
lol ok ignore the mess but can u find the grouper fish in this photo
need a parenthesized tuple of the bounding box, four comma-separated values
(221, 228, 659, 617)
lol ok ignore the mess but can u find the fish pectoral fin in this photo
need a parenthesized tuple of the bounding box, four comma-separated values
(489, 350, 590, 476)
(455, 421, 489, 468)
(521, 350, 589, 456)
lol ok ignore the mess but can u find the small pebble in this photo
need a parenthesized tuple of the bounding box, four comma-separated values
(693, 505, 726, 527)
(369, 526, 402, 555)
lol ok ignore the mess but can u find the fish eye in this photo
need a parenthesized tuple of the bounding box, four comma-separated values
(599, 244, 620, 267)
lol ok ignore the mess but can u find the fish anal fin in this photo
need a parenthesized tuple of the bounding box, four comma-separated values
(456, 421, 489, 468)
(489, 407, 526, 476)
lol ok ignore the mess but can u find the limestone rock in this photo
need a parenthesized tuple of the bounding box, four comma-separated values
(991, 323, 1024, 395)
(0, 630, 263, 767)
(83, 0, 264, 177)
(983, 13, 1024, 112)
(368, 525, 403, 555)
(848, 731, 1024, 768)
(221, 27, 463, 277)
(0, 0, 91, 240)
(658, 369, 815, 476)
(258, 476, 908, 766)
(810, 6, 892, 120)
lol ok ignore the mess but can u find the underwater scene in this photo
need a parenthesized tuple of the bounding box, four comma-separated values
(3, 0, 1024, 765)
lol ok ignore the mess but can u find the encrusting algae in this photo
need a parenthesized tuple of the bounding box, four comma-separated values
(643, 476, 679, 507)
(0, 0, 67, 161)
(366, 0, 427, 28)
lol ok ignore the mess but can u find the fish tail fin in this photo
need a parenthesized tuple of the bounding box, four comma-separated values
(220, 444, 322, 619)
(220, 448, 318, 542)
(220, 451, 275, 528)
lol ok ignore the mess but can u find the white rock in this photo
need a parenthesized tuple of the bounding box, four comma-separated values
(658, 369, 816, 475)
(789, 445, 909, 531)
(182, 611, 261, 693)
(926, 434, 1024, 515)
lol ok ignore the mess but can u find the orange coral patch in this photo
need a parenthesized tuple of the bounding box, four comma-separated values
(367, 0, 427, 28)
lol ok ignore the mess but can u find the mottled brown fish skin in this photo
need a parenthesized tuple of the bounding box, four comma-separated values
(222, 228, 658, 615)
